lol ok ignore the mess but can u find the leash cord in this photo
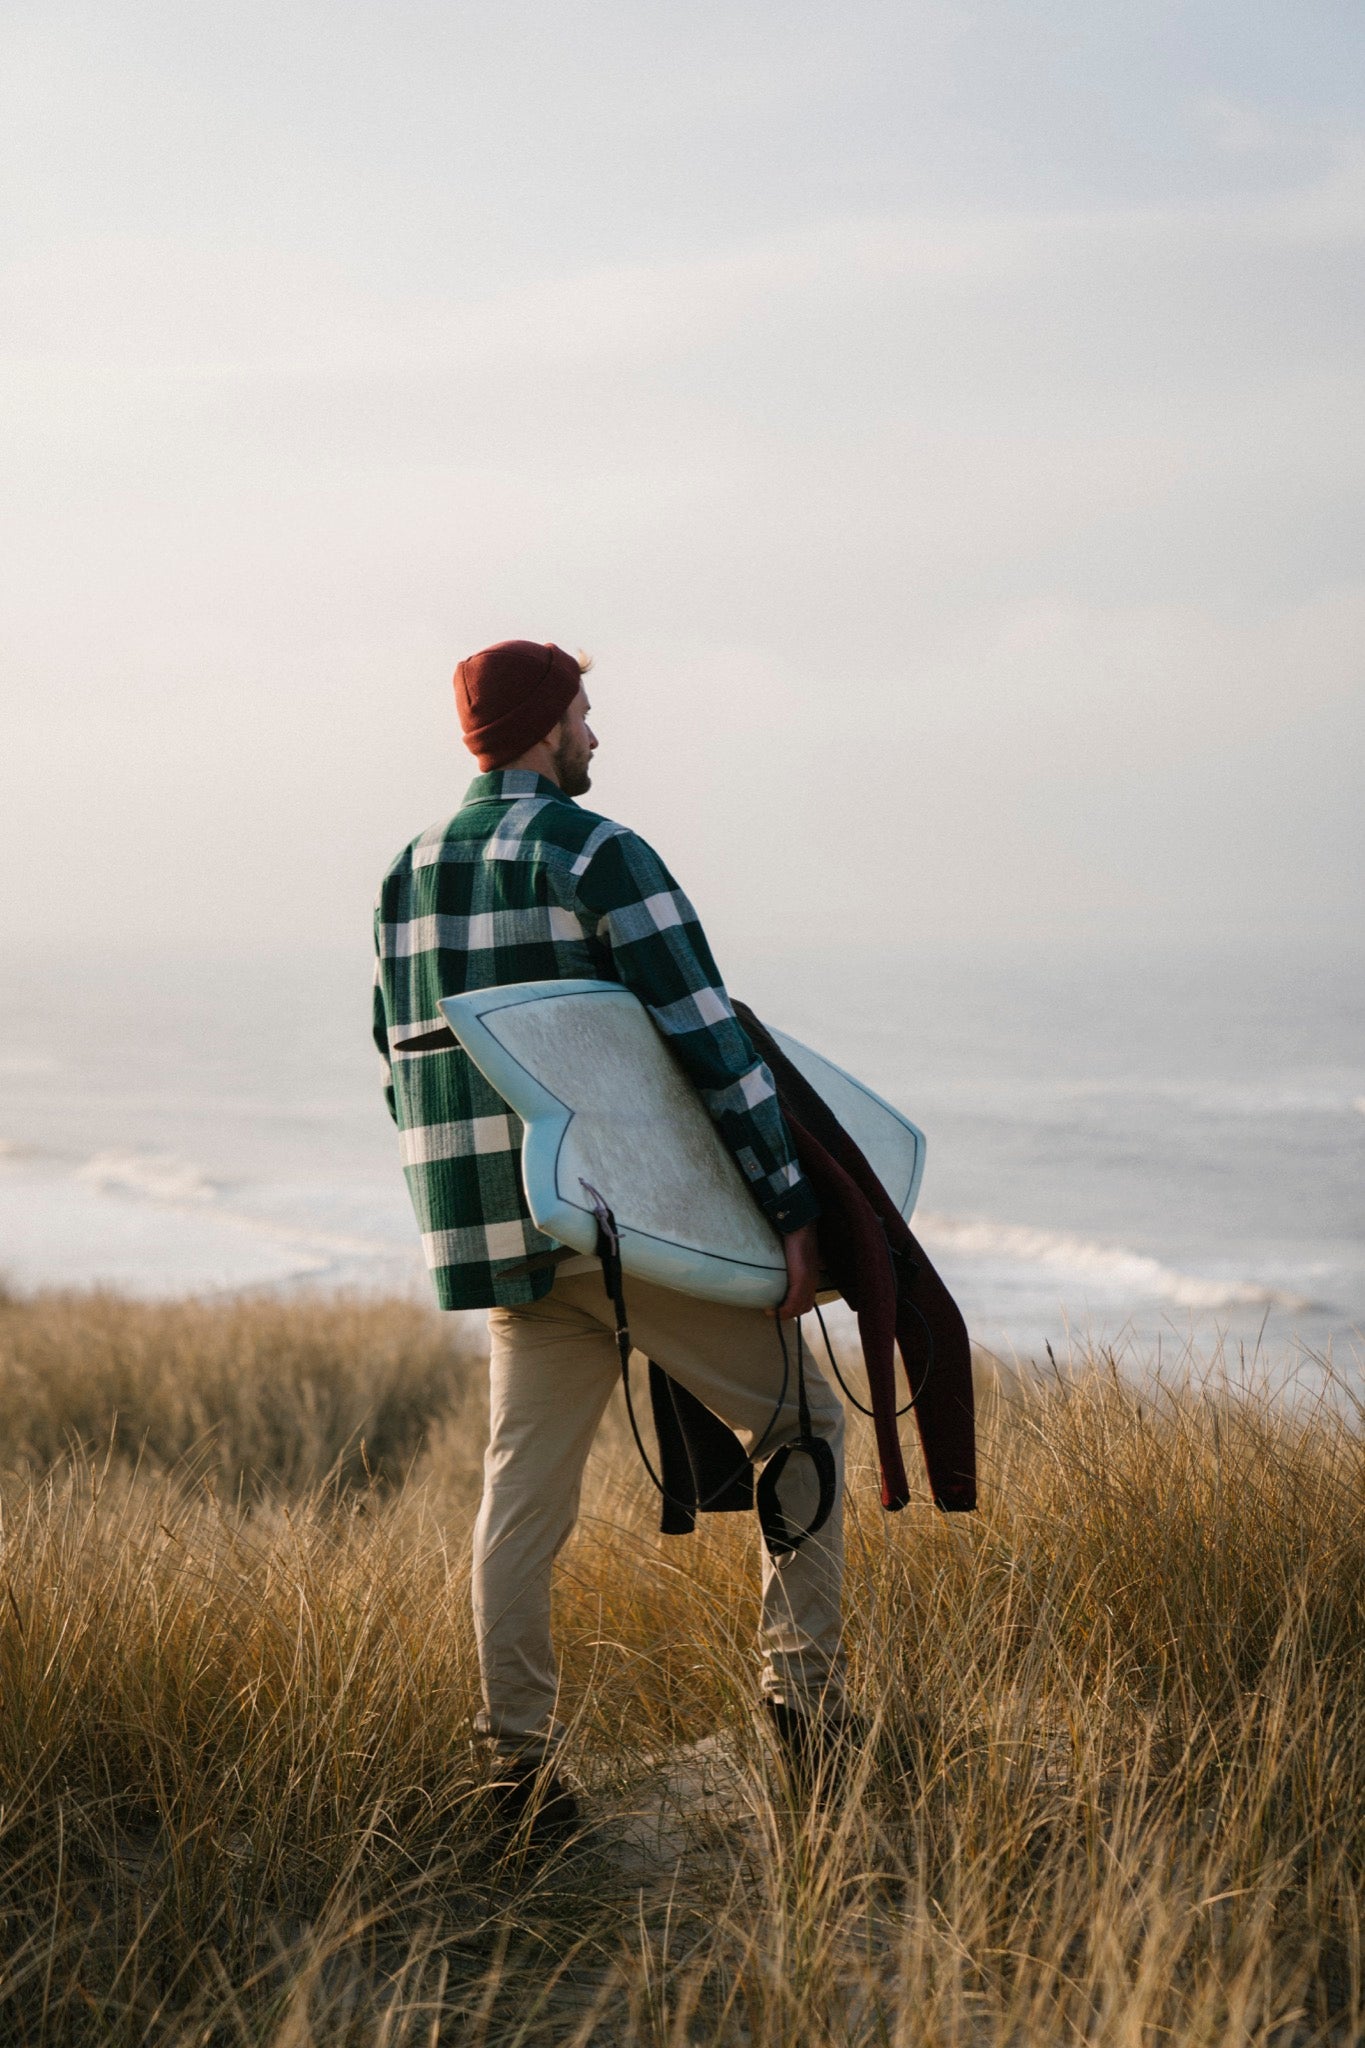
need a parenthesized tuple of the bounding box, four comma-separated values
(585, 1183, 794, 1515)
(582, 1182, 919, 1540)
(618, 1315, 795, 1515)
(811, 1297, 932, 1418)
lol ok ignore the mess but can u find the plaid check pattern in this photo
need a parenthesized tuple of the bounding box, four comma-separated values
(374, 769, 819, 1310)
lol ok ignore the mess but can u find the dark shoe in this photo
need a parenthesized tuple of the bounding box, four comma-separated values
(765, 1699, 868, 1786)
(486, 1756, 581, 1851)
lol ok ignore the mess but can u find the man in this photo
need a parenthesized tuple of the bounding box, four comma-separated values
(373, 639, 846, 1838)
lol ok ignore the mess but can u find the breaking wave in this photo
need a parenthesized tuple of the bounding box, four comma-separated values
(66, 1149, 413, 1273)
(4, 1147, 1326, 1321)
(914, 1212, 1312, 1313)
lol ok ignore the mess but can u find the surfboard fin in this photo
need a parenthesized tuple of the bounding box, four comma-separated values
(393, 1024, 459, 1053)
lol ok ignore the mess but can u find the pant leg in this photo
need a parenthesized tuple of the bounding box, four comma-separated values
(548, 1271, 847, 1710)
(475, 1286, 619, 1757)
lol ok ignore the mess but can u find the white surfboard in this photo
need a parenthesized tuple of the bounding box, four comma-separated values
(438, 978, 925, 1309)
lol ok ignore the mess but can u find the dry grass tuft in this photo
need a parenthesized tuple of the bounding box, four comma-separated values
(0, 1290, 481, 1496)
(0, 1288, 1360, 2043)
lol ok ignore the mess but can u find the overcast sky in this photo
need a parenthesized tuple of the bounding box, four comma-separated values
(3, 0, 1362, 969)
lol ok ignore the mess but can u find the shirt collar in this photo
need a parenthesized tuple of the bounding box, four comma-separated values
(460, 768, 571, 807)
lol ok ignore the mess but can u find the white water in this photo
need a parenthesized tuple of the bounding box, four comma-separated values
(914, 1214, 1312, 1315)
(1, 940, 1361, 1374)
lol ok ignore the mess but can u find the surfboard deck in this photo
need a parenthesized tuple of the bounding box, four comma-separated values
(438, 978, 925, 1309)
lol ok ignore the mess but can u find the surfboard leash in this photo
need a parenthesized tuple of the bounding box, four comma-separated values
(810, 1298, 932, 1419)
(753, 1317, 838, 1558)
(578, 1180, 834, 1556)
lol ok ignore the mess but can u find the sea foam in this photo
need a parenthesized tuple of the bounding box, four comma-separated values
(915, 1213, 1312, 1313)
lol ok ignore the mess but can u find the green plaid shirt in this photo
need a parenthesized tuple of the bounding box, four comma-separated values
(373, 769, 819, 1310)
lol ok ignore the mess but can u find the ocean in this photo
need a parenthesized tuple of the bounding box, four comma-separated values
(1, 940, 1361, 1382)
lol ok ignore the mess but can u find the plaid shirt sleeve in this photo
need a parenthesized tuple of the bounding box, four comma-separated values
(372, 959, 397, 1124)
(571, 826, 819, 1235)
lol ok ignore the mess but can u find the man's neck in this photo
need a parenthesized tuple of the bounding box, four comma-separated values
(499, 743, 561, 788)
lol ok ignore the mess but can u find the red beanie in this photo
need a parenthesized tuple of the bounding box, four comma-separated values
(454, 640, 582, 771)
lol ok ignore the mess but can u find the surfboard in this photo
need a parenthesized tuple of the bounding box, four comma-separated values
(438, 978, 926, 1310)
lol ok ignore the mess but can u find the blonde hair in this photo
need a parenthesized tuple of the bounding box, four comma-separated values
(576, 650, 594, 675)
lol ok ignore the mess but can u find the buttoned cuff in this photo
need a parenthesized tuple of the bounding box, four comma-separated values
(760, 1176, 821, 1236)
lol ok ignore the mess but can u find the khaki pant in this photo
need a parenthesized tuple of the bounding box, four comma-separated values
(475, 1268, 846, 1756)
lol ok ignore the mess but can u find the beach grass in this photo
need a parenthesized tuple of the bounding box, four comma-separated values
(0, 1285, 1360, 2044)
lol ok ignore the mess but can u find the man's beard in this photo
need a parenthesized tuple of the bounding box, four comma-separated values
(552, 735, 592, 797)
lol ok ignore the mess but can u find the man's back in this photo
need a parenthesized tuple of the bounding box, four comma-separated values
(374, 767, 816, 1309)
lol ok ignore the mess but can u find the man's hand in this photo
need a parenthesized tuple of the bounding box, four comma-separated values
(769, 1221, 821, 1322)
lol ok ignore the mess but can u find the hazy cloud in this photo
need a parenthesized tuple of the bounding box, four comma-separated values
(2, 0, 1361, 959)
